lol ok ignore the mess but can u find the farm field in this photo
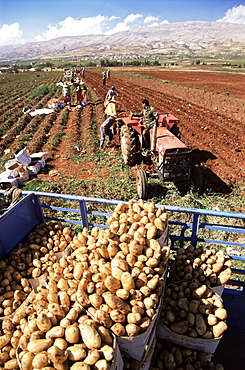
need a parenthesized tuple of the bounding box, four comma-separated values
(0, 67, 245, 210)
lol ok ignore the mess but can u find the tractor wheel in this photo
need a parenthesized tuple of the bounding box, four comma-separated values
(136, 169, 148, 199)
(190, 166, 204, 193)
(120, 125, 137, 166)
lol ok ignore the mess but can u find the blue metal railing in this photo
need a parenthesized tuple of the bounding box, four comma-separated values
(1, 190, 245, 293)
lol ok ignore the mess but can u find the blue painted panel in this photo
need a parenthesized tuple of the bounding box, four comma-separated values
(0, 193, 44, 258)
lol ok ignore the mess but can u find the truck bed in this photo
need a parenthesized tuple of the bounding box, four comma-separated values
(213, 291, 245, 369)
(0, 190, 244, 368)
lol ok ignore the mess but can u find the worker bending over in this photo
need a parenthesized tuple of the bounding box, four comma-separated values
(99, 113, 117, 149)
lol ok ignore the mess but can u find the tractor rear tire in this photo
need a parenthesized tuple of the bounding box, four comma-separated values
(136, 169, 148, 199)
(120, 125, 137, 166)
(190, 166, 204, 193)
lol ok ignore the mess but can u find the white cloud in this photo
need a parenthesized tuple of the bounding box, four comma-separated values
(0, 22, 25, 46)
(105, 13, 143, 35)
(144, 16, 159, 24)
(35, 15, 109, 41)
(216, 5, 245, 24)
(124, 14, 143, 23)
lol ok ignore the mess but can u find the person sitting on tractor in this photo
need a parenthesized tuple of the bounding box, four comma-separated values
(130, 99, 158, 151)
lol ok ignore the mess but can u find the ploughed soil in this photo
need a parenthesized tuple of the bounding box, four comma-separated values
(40, 68, 245, 194)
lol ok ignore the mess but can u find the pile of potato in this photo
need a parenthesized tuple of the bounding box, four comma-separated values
(0, 286, 116, 370)
(173, 245, 232, 286)
(150, 339, 224, 370)
(5, 222, 74, 279)
(107, 199, 168, 241)
(160, 281, 228, 339)
(0, 261, 32, 318)
(38, 199, 170, 338)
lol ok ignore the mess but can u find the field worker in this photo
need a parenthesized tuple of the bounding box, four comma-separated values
(106, 86, 120, 102)
(104, 96, 117, 118)
(99, 113, 117, 149)
(106, 69, 110, 79)
(80, 80, 88, 103)
(130, 99, 158, 150)
(102, 71, 106, 88)
(73, 78, 83, 105)
(62, 81, 72, 105)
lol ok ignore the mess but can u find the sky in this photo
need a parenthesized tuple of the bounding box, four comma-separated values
(0, 0, 245, 46)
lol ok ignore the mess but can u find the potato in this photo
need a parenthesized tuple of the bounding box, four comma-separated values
(189, 300, 200, 314)
(79, 323, 101, 349)
(214, 308, 228, 320)
(0, 334, 11, 349)
(46, 326, 65, 339)
(32, 351, 49, 369)
(110, 323, 125, 336)
(212, 321, 228, 338)
(20, 351, 35, 370)
(65, 324, 80, 344)
(84, 349, 100, 365)
(104, 276, 121, 294)
(89, 293, 103, 309)
(116, 289, 129, 300)
(192, 285, 208, 298)
(195, 313, 207, 336)
(97, 326, 113, 346)
(102, 292, 131, 314)
(125, 323, 140, 337)
(207, 314, 218, 326)
(54, 338, 68, 351)
(27, 338, 53, 353)
(66, 345, 87, 361)
(99, 345, 114, 361)
(95, 310, 113, 328)
(47, 345, 68, 365)
(109, 310, 125, 323)
(4, 358, 19, 370)
(121, 272, 135, 291)
(0, 351, 10, 365)
(37, 313, 52, 332)
(170, 321, 189, 334)
(70, 363, 91, 370)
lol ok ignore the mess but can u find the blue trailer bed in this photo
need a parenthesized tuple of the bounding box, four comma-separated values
(0, 190, 244, 369)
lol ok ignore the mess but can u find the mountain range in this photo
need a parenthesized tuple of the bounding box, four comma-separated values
(1, 21, 245, 62)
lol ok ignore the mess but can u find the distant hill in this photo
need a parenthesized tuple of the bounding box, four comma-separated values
(1, 21, 245, 61)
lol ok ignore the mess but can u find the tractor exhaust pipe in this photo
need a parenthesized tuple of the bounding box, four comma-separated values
(151, 123, 157, 151)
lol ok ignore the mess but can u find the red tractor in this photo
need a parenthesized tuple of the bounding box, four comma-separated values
(117, 113, 203, 199)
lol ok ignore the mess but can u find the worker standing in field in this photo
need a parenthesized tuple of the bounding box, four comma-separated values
(99, 113, 117, 149)
(106, 86, 120, 102)
(130, 99, 158, 151)
(102, 71, 106, 88)
(62, 81, 72, 105)
(73, 78, 83, 105)
(104, 96, 117, 118)
(80, 80, 88, 103)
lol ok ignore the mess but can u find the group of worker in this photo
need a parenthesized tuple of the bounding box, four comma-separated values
(100, 91, 158, 152)
(62, 68, 158, 152)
